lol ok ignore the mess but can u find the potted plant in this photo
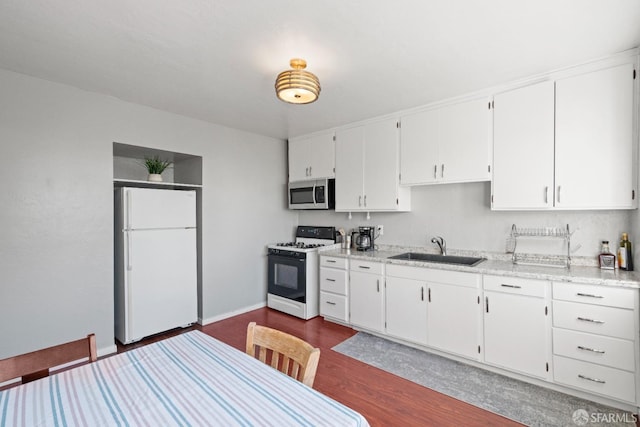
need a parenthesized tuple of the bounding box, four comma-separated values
(143, 156, 172, 182)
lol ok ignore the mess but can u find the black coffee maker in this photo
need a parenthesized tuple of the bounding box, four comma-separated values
(355, 226, 375, 251)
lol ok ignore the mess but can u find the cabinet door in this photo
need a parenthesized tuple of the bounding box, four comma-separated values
(492, 81, 555, 209)
(555, 63, 635, 209)
(288, 136, 311, 182)
(427, 283, 479, 359)
(385, 277, 427, 345)
(363, 118, 400, 210)
(309, 132, 335, 179)
(335, 126, 365, 210)
(484, 291, 548, 378)
(438, 98, 491, 183)
(400, 109, 439, 185)
(349, 271, 384, 332)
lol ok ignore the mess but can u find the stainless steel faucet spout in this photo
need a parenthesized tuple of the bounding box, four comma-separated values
(431, 236, 447, 256)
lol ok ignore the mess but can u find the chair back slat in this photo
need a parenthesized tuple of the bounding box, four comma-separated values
(246, 322, 320, 387)
(0, 334, 97, 385)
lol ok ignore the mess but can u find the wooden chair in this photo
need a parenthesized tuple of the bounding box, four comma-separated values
(246, 322, 320, 387)
(0, 334, 97, 385)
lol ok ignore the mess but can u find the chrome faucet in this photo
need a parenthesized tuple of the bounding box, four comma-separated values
(431, 236, 447, 256)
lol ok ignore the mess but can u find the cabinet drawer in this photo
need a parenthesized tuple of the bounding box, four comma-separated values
(320, 256, 348, 269)
(320, 292, 348, 321)
(350, 260, 384, 275)
(552, 328, 635, 371)
(320, 267, 348, 295)
(553, 282, 636, 309)
(386, 264, 479, 288)
(553, 355, 636, 403)
(483, 275, 548, 298)
(553, 300, 634, 340)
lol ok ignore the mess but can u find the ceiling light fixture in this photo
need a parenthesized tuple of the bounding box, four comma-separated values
(275, 58, 321, 104)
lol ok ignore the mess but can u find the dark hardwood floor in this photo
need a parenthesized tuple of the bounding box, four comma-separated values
(117, 307, 521, 427)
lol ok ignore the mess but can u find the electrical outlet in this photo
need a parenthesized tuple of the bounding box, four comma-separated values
(377, 225, 384, 236)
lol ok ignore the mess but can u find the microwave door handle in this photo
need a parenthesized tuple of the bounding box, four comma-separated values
(312, 183, 317, 205)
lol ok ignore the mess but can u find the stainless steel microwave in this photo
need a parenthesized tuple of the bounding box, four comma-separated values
(288, 179, 335, 210)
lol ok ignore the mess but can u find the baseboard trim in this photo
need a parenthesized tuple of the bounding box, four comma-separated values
(98, 344, 118, 358)
(199, 301, 267, 326)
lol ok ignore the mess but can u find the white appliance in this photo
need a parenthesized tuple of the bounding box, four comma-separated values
(267, 226, 339, 319)
(114, 187, 197, 344)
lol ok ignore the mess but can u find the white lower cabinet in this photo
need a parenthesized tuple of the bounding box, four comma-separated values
(349, 260, 385, 332)
(327, 255, 640, 409)
(483, 275, 550, 379)
(385, 265, 481, 358)
(319, 256, 349, 322)
(427, 282, 481, 359)
(385, 275, 428, 345)
(552, 282, 638, 404)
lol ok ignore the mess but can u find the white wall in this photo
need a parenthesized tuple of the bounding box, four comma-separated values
(300, 182, 633, 259)
(0, 69, 297, 358)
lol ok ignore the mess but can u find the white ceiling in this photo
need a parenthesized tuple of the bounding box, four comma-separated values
(0, 0, 639, 140)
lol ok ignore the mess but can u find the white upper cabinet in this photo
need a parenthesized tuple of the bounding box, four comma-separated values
(555, 63, 635, 209)
(400, 98, 491, 185)
(398, 109, 439, 184)
(335, 126, 365, 211)
(493, 61, 637, 210)
(288, 131, 335, 182)
(335, 118, 410, 211)
(492, 81, 555, 209)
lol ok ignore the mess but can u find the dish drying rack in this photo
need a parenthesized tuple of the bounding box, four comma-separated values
(509, 224, 572, 268)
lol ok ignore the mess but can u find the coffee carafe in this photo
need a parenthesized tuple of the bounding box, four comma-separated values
(356, 226, 375, 251)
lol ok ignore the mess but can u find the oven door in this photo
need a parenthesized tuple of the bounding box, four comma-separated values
(267, 251, 307, 303)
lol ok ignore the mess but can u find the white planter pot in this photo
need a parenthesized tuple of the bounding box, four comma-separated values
(148, 173, 163, 182)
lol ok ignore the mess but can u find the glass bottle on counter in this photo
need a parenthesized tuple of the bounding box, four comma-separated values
(618, 233, 634, 271)
(598, 241, 616, 270)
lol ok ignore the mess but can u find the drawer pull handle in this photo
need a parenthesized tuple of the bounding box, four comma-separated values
(359, 266, 371, 269)
(326, 260, 337, 263)
(577, 345, 605, 354)
(501, 284, 522, 289)
(578, 374, 606, 384)
(325, 301, 336, 306)
(325, 278, 336, 282)
(576, 292, 603, 299)
(577, 317, 605, 324)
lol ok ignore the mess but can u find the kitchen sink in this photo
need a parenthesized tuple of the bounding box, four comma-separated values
(388, 252, 485, 266)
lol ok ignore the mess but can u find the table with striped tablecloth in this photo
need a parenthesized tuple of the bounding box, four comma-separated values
(0, 330, 369, 426)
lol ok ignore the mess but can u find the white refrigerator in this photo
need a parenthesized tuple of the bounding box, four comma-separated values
(114, 187, 197, 344)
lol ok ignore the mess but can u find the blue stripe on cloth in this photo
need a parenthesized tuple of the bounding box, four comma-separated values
(0, 387, 10, 426)
(125, 350, 190, 426)
(156, 341, 252, 427)
(52, 376, 68, 427)
(91, 362, 127, 427)
(184, 332, 314, 427)
(49, 378, 61, 427)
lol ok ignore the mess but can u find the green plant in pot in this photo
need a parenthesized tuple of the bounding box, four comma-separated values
(143, 156, 172, 182)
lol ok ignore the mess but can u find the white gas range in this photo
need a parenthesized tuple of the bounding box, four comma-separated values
(267, 226, 339, 319)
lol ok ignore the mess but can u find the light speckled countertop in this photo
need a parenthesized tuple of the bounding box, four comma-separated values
(320, 246, 640, 289)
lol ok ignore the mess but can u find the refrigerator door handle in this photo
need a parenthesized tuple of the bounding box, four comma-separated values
(126, 232, 132, 271)
(126, 189, 132, 230)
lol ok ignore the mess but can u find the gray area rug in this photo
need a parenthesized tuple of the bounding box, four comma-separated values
(333, 332, 635, 427)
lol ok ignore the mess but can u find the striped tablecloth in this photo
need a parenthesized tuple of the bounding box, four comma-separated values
(0, 330, 369, 426)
